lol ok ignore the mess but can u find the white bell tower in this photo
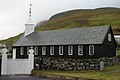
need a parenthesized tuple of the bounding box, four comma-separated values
(25, 3, 35, 36)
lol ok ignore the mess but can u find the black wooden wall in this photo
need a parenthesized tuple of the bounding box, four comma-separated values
(14, 44, 116, 59)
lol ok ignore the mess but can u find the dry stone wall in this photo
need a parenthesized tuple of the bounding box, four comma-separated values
(34, 57, 119, 70)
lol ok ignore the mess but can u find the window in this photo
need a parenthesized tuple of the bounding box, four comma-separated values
(68, 45, 73, 55)
(108, 33, 111, 41)
(50, 46, 54, 55)
(34, 47, 38, 55)
(78, 45, 83, 55)
(116, 37, 120, 42)
(27, 47, 30, 54)
(20, 47, 24, 55)
(42, 46, 46, 55)
(89, 45, 94, 55)
(59, 46, 63, 55)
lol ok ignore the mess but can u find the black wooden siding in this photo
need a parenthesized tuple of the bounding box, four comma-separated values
(102, 27, 116, 57)
(14, 44, 116, 59)
(16, 47, 28, 59)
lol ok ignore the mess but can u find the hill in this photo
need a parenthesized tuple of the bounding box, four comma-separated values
(0, 33, 23, 52)
(0, 7, 120, 50)
(35, 7, 120, 34)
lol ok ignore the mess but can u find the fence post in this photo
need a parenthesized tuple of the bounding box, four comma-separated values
(1, 47, 8, 75)
(28, 47, 34, 74)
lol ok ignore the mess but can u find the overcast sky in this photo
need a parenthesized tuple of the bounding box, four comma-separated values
(0, 0, 120, 40)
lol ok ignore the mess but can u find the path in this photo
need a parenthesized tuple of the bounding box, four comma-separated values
(109, 68, 120, 73)
(0, 75, 50, 80)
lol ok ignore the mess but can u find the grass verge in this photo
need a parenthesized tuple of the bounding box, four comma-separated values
(32, 63, 120, 80)
(116, 49, 120, 56)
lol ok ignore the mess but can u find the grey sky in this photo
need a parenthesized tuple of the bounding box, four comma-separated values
(0, 0, 120, 40)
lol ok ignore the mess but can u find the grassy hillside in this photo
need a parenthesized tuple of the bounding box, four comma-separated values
(0, 7, 120, 50)
(35, 7, 120, 34)
(0, 33, 23, 52)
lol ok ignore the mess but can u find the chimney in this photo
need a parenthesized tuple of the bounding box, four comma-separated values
(25, 3, 35, 36)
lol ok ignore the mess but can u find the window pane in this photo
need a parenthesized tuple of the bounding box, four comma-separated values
(89, 45, 94, 55)
(108, 33, 111, 41)
(34, 47, 38, 55)
(42, 46, 46, 55)
(27, 47, 30, 54)
(68, 45, 73, 55)
(59, 46, 63, 55)
(50, 46, 54, 55)
(78, 45, 83, 55)
(20, 47, 24, 55)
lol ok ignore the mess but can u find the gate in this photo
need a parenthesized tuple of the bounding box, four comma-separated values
(0, 44, 34, 75)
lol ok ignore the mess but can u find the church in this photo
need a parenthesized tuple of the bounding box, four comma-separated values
(0, 4, 117, 75)
(12, 5, 116, 60)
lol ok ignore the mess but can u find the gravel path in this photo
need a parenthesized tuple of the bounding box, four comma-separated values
(0, 75, 50, 80)
(109, 68, 120, 73)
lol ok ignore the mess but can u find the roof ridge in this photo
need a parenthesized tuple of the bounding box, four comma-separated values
(35, 25, 110, 33)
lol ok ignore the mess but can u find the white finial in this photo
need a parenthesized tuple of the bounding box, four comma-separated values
(25, 3, 35, 37)
(29, 3, 32, 17)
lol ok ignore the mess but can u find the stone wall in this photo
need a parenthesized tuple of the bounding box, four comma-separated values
(34, 57, 119, 70)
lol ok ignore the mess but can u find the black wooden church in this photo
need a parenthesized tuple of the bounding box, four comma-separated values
(12, 5, 116, 59)
(13, 25, 116, 59)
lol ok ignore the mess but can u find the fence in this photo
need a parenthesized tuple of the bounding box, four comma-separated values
(7, 59, 30, 75)
(1, 47, 34, 75)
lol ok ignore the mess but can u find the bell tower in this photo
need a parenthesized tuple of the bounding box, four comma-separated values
(25, 3, 35, 36)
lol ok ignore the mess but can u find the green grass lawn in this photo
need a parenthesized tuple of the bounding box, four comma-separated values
(116, 49, 120, 56)
(31, 49, 120, 80)
(32, 63, 120, 80)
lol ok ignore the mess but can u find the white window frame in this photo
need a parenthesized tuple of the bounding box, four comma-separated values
(89, 45, 94, 55)
(108, 33, 111, 41)
(20, 47, 24, 55)
(78, 45, 83, 55)
(34, 47, 38, 55)
(59, 46, 63, 55)
(68, 45, 73, 55)
(27, 47, 30, 54)
(50, 46, 54, 55)
(42, 46, 46, 55)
